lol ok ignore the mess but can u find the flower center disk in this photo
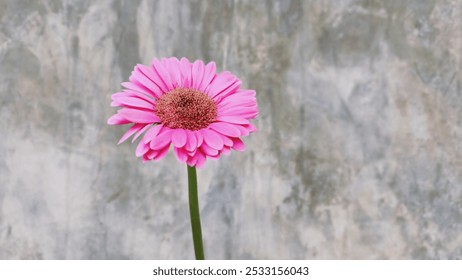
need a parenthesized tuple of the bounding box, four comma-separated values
(155, 88, 217, 130)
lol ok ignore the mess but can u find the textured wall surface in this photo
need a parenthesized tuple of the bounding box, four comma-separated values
(1, 0, 462, 259)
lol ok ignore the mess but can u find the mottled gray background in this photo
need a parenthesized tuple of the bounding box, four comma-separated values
(0, 0, 461, 260)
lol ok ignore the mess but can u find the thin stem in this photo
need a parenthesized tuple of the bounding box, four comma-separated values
(187, 165, 205, 260)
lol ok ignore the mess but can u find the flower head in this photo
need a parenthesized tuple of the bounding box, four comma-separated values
(108, 57, 258, 168)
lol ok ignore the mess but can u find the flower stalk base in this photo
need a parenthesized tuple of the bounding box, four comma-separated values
(187, 165, 205, 260)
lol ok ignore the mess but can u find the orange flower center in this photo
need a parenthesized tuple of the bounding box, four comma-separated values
(155, 88, 217, 130)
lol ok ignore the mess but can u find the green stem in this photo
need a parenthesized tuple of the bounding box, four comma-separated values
(187, 165, 205, 260)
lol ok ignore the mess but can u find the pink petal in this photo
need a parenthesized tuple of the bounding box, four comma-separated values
(207, 71, 240, 99)
(187, 154, 198, 166)
(113, 96, 154, 110)
(153, 145, 170, 161)
(217, 93, 256, 106)
(122, 81, 153, 97)
(222, 146, 231, 155)
(236, 125, 250, 136)
(150, 129, 173, 150)
(237, 111, 258, 119)
(179, 57, 192, 88)
(184, 130, 197, 151)
(220, 134, 233, 146)
(118, 123, 145, 144)
(194, 131, 203, 147)
(136, 141, 150, 157)
(198, 61, 216, 92)
(187, 149, 198, 157)
(143, 124, 164, 143)
(225, 111, 258, 120)
(132, 124, 152, 143)
(164, 57, 182, 88)
(217, 98, 256, 109)
(137, 64, 168, 95)
(171, 129, 187, 148)
(200, 142, 219, 156)
(146, 149, 158, 160)
(218, 106, 258, 117)
(215, 116, 249, 125)
(107, 114, 130, 125)
(111, 100, 122, 107)
(160, 58, 177, 90)
(174, 147, 188, 162)
(152, 58, 174, 91)
(195, 150, 206, 168)
(207, 153, 221, 160)
(231, 137, 245, 151)
(244, 123, 257, 133)
(112, 90, 156, 103)
(132, 66, 162, 97)
(201, 128, 224, 150)
(118, 108, 160, 124)
(126, 77, 155, 98)
(191, 60, 205, 90)
(215, 89, 256, 104)
(212, 81, 241, 103)
(142, 154, 150, 163)
(209, 122, 241, 137)
(234, 89, 256, 97)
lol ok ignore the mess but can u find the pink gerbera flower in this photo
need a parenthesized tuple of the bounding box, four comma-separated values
(108, 57, 258, 168)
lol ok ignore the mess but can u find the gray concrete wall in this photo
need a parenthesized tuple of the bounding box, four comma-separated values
(0, 0, 461, 259)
